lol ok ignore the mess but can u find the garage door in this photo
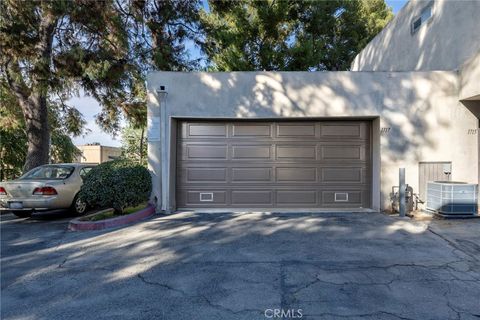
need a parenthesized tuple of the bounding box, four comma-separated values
(176, 120, 371, 209)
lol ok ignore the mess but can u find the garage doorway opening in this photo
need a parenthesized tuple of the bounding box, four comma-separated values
(172, 119, 376, 211)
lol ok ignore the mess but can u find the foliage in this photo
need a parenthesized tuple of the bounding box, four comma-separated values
(0, 0, 203, 171)
(0, 127, 81, 181)
(50, 132, 81, 164)
(81, 202, 148, 221)
(120, 125, 147, 166)
(0, 0, 393, 173)
(79, 160, 151, 214)
(0, 82, 26, 180)
(0, 80, 81, 180)
(0, 129, 27, 181)
(0, 0, 146, 171)
(200, 0, 393, 71)
(122, 0, 202, 71)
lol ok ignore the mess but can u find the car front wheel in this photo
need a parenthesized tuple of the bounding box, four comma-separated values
(71, 195, 88, 215)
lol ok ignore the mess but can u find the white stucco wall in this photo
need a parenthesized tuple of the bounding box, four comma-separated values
(351, 0, 480, 72)
(147, 71, 478, 213)
(460, 50, 480, 101)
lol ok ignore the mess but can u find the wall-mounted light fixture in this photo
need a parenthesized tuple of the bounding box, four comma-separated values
(156, 85, 168, 97)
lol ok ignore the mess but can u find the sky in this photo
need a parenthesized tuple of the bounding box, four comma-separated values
(72, 0, 408, 148)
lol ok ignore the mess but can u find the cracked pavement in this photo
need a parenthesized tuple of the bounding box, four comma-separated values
(1, 211, 480, 320)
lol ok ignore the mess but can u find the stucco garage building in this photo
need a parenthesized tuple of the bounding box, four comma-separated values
(147, 0, 480, 213)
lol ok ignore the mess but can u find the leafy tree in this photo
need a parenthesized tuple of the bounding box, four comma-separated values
(0, 80, 82, 180)
(50, 132, 82, 164)
(120, 124, 147, 166)
(0, 125, 27, 181)
(118, 0, 202, 71)
(200, 0, 393, 71)
(0, 0, 144, 172)
(0, 0, 203, 172)
(114, 0, 201, 169)
(0, 119, 82, 181)
(1, 0, 392, 176)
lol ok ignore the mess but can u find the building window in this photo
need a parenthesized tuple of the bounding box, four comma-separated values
(411, 2, 433, 34)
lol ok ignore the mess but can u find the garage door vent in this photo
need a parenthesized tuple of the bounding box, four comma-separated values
(335, 192, 349, 202)
(200, 193, 214, 202)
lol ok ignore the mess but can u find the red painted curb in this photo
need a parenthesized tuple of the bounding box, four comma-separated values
(68, 205, 156, 231)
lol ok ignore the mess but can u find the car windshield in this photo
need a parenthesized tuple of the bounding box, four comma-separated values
(21, 166, 75, 180)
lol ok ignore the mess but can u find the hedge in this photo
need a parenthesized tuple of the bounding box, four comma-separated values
(79, 160, 152, 214)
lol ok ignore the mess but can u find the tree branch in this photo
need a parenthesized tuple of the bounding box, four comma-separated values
(168, 21, 199, 34)
(3, 59, 31, 103)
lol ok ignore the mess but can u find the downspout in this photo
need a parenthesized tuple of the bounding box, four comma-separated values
(152, 86, 167, 213)
(160, 90, 168, 212)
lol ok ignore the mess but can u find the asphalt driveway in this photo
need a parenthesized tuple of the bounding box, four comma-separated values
(1, 211, 480, 320)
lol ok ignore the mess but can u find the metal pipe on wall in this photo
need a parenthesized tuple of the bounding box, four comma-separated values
(399, 168, 406, 217)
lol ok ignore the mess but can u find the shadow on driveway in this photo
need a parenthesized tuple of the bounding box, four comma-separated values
(1, 211, 480, 320)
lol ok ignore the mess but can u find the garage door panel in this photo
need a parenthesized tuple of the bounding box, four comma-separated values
(232, 145, 271, 159)
(185, 168, 227, 182)
(320, 145, 365, 161)
(185, 145, 227, 159)
(321, 167, 364, 183)
(276, 190, 317, 205)
(232, 167, 272, 182)
(276, 167, 317, 182)
(231, 190, 273, 206)
(277, 123, 316, 137)
(321, 190, 370, 207)
(183, 190, 227, 205)
(320, 122, 368, 139)
(232, 124, 272, 137)
(276, 145, 316, 159)
(176, 120, 372, 209)
(188, 123, 227, 137)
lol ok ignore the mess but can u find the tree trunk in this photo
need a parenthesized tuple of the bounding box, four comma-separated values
(0, 149, 4, 181)
(19, 11, 57, 172)
(22, 92, 50, 172)
(139, 127, 145, 164)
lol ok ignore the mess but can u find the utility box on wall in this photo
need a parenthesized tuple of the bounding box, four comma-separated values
(426, 181, 478, 216)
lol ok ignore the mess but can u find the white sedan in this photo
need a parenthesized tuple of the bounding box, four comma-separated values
(0, 163, 96, 218)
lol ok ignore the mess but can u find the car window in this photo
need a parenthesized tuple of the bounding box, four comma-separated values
(79, 167, 93, 180)
(21, 166, 74, 180)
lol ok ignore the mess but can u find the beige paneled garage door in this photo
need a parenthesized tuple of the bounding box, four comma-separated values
(176, 120, 371, 209)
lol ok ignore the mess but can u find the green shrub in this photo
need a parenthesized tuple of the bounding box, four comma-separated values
(79, 160, 152, 214)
